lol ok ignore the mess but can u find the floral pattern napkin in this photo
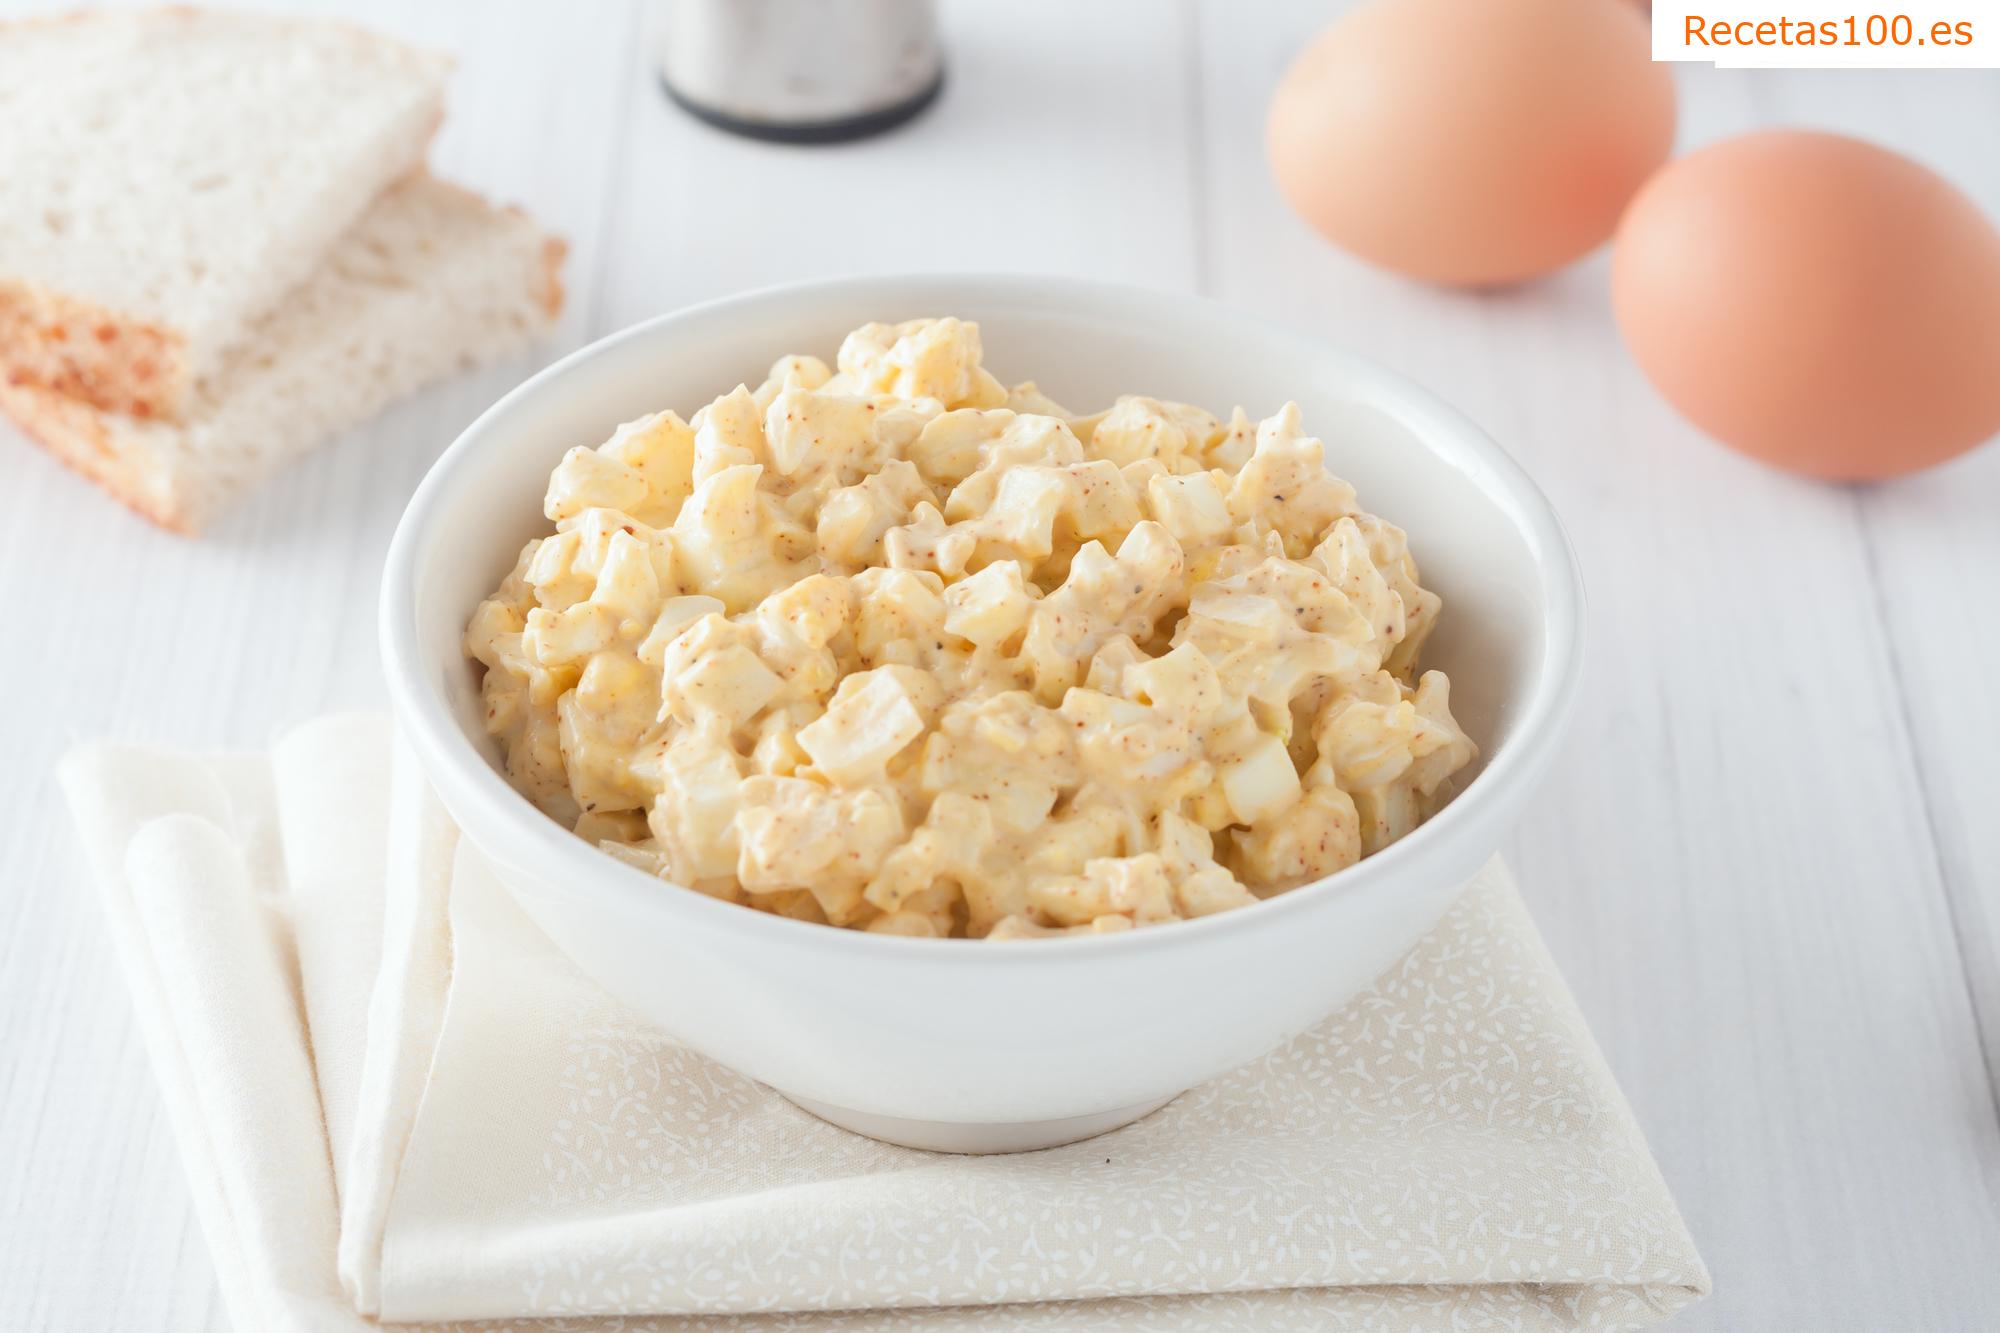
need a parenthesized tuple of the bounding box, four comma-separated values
(61, 716, 1706, 1331)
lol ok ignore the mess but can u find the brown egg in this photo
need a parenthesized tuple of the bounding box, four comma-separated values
(1613, 131, 2000, 480)
(1266, 0, 1675, 287)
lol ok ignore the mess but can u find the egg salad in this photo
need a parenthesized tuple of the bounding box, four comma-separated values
(466, 318, 1476, 939)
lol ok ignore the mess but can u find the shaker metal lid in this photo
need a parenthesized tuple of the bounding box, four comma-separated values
(658, 0, 944, 144)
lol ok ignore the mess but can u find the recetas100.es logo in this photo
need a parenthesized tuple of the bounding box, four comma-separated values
(1654, 0, 1995, 64)
(1683, 13, 1973, 46)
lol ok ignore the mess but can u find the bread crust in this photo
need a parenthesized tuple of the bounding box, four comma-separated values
(537, 236, 570, 319)
(0, 372, 188, 531)
(0, 281, 192, 422)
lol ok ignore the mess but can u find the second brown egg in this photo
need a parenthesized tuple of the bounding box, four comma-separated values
(1267, 0, 1676, 287)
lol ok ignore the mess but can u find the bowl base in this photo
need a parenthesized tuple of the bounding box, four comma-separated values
(783, 1091, 1179, 1154)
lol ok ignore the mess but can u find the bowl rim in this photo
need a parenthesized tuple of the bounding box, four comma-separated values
(382, 271, 1584, 960)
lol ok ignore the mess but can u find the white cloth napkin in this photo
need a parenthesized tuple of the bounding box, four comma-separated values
(60, 714, 1707, 1331)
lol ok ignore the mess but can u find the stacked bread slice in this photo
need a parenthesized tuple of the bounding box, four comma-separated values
(0, 9, 564, 531)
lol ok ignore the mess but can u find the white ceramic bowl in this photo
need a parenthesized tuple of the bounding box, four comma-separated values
(382, 275, 1583, 1153)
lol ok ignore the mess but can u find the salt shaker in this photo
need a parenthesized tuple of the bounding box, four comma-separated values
(657, 0, 943, 144)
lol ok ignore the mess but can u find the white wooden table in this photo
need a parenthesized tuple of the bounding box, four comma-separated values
(4, 2, 1997, 1327)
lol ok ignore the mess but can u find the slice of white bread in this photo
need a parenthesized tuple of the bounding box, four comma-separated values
(0, 8, 450, 421)
(0, 175, 565, 532)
